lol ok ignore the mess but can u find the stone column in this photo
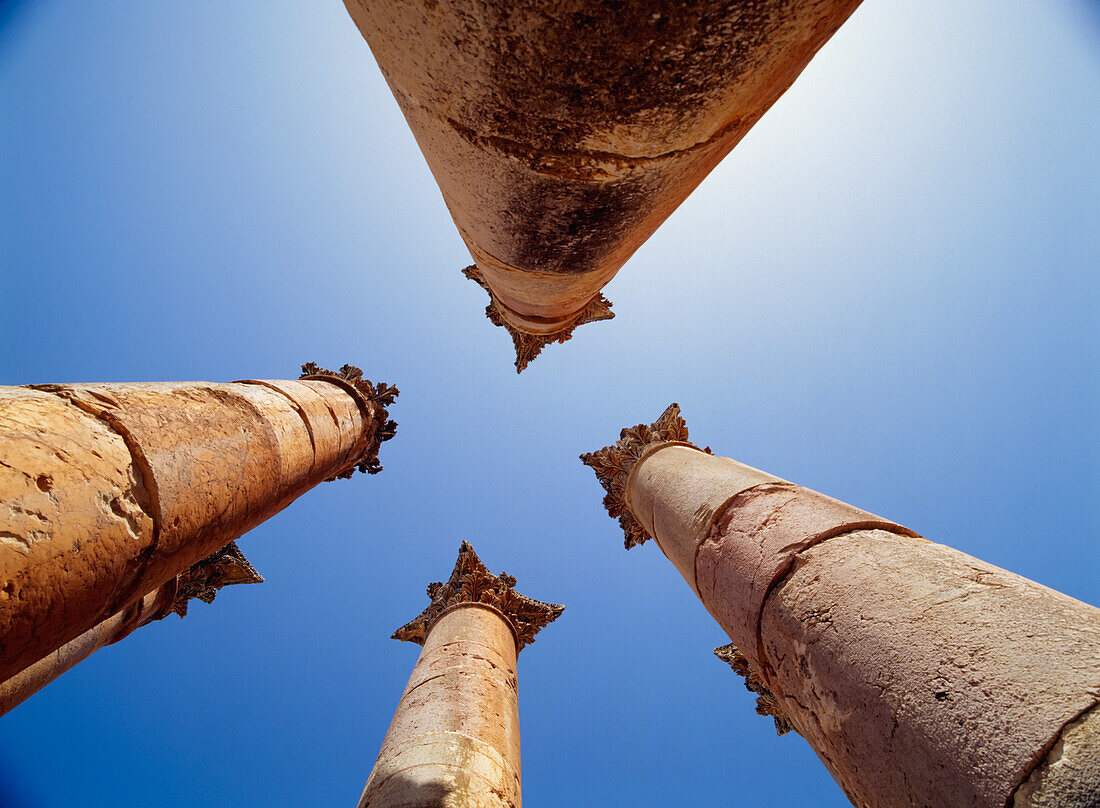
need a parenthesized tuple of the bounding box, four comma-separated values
(0, 363, 397, 682)
(0, 542, 261, 716)
(582, 405, 1100, 808)
(344, 0, 863, 371)
(358, 542, 563, 808)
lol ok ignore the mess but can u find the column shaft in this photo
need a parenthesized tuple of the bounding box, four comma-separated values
(344, 0, 862, 366)
(755, 527, 1100, 807)
(0, 370, 394, 681)
(0, 539, 262, 716)
(0, 582, 174, 715)
(583, 407, 1100, 807)
(360, 605, 523, 808)
(638, 448, 1100, 807)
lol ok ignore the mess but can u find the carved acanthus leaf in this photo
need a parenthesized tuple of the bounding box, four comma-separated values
(462, 264, 614, 373)
(300, 362, 399, 478)
(580, 403, 711, 549)
(172, 542, 264, 618)
(393, 541, 563, 651)
(714, 643, 794, 736)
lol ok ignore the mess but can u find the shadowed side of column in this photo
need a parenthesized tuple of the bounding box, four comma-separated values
(582, 405, 1100, 808)
(0, 364, 397, 682)
(358, 543, 562, 808)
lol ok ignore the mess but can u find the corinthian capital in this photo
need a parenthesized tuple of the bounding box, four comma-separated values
(580, 403, 710, 548)
(393, 542, 564, 651)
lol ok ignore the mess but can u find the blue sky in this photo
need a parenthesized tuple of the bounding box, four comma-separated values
(1, 2, 1097, 806)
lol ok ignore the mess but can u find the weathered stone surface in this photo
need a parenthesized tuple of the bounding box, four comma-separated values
(1013, 701, 1100, 808)
(696, 482, 916, 671)
(0, 372, 395, 682)
(628, 445, 778, 592)
(360, 545, 561, 808)
(40, 382, 286, 607)
(580, 403, 707, 548)
(295, 362, 400, 477)
(345, 0, 863, 364)
(584, 408, 1100, 805)
(234, 379, 373, 492)
(0, 387, 155, 679)
(761, 530, 1100, 808)
(360, 606, 524, 808)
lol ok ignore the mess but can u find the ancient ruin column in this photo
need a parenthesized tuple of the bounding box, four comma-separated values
(0, 542, 261, 716)
(0, 363, 397, 682)
(344, 0, 863, 370)
(581, 405, 1100, 808)
(358, 542, 563, 808)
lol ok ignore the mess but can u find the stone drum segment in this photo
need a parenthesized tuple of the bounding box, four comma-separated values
(582, 404, 1100, 808)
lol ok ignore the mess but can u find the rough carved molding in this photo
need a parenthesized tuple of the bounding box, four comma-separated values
(171, 542, 264, 618)
(462, 265, 614, 373)
(579, 403, 711, 549)
(300, 362, 399, 478)
(714, 643, 794, 736)
(393, 541, 564, 651)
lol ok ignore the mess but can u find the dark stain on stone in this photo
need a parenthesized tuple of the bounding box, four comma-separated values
(475, 0, 788, 151)
(501, 172, 653, 274)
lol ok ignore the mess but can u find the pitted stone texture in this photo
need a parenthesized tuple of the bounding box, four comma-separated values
(760, 529, 1100, 808)
(44, 383, 282, 598)
(627, 445, 778, 591)
(695, 482, 916, 672)
(0, 388, 155, 680)
(360, 606, 522, 808)
(344, 0, 863, 325)
(1013, 701, 1100, 808)
(0, 378, 377, 682)
(38, 381, 368, 600)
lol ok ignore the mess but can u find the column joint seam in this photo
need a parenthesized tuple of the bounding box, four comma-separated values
(1005, 697, 1100, 808)
(299, 375, 377, 478)
(235, 380, 318, 472)
(688, 480, 788, 597)
(28, 386, 164, 618)
(747, 522, 923, 695)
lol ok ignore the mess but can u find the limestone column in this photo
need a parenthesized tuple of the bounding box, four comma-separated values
(0, 541, 261, 716)
(358, 542, 563, 808)
(0, 363, 398, 682)
(344, 0, 864, 371)
(581, 405, 1100, 808)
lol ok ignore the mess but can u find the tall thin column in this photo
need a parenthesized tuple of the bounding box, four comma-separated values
(0, 363, 397, 682)
(582, 405, 1100, 808)
(344, 0, 863, 370)
(359, 542, 563, 808)
(0, 541, 261, 716)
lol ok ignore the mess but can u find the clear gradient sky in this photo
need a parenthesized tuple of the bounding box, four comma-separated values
(1, 2, 1098, 806)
